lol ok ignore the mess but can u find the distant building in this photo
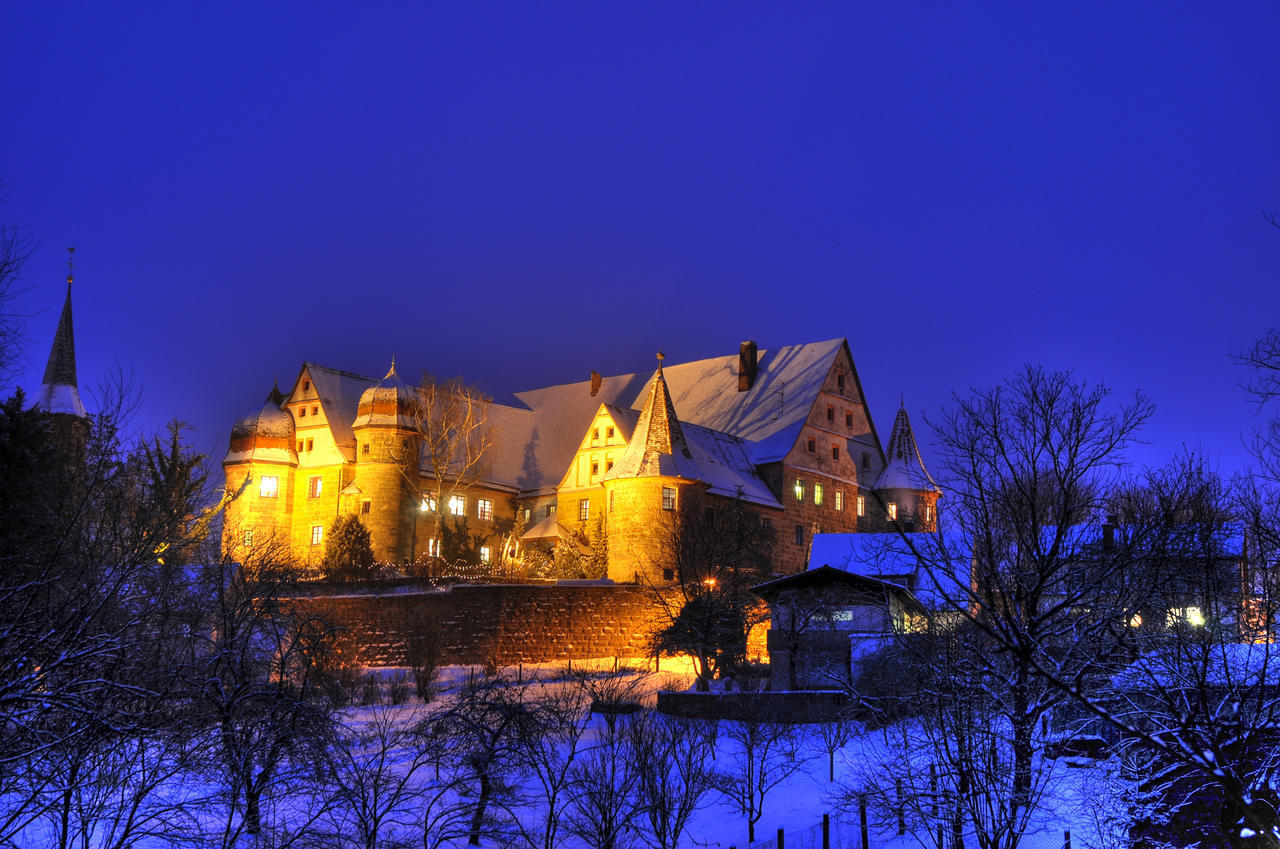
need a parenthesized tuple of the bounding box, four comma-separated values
(221, 338, 941, 581)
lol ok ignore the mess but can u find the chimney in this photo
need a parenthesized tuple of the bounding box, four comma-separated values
(738, 341, 758, 392)
(1102, 514, 1117, 551)
(590, 370, 601, 397)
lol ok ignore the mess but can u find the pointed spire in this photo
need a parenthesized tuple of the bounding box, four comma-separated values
(606, 359, 701, 481)
(876, 403, 938, 492)
(266, 381, 286, 408)
(35, 248, 87, 418)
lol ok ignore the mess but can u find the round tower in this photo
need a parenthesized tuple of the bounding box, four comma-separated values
(602, 353, 708, 584)
(351, 360, 420, 564)
(873, 402, 941, 532)
(223, 384, 297, 561)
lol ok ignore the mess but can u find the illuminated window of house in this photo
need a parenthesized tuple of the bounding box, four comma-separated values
(579, 499, 590, 521)
(861, 452, 870, 472)
(662, 487, 676, 511)
(857, 495, 865, 516)
(480, 546, 491, 564)
(308, 476, 322, 498)
(361, 500, 371, 515)
(832, 445, 840, 460)
(477, 499, 494, 521)
(523, 507, 531, 523)
(243, 528, 254, 547)
(794, 524, 804, 546)
(814, 484, 824, 506)
(807, 438, 816, 453)
(546, 504, 556, 518)
(259, 476, 278, 498)
(311, 525, 323, 546)
(888, 502, 898, 521)
(1167, 606, 1205, 628)
(428, 538, 439, 557)
(420, 495, 436, 512)
(794, 479, 804, 501)
(924, 504, 934, 523)
(835, 491, 844, 511)
(306, 438, 314, 451)
(448, 495, 465, 516)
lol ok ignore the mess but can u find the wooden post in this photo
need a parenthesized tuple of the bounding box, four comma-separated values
(896, 778, 905, 834)
(823, 814, 830, 849)
(778, 827, 785, 849)
(860, 794, 869, 849)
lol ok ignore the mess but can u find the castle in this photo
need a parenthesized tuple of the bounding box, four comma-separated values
(222, 339, 939, 581)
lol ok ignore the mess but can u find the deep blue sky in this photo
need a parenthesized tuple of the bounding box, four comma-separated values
(3, 3, 1278, 479)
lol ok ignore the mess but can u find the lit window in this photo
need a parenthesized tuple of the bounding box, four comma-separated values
(835, 491, 844, 511)
(888, 502, 898, 521)
(814, 484, 824, 506)
(420, 495, 436, 512)
(259, 476, 278, 498)
(311, 525, 323, 546)
(662, 487, 676, 511)
(1167, 607, 1205, 628)
(308, 476, 322, 498)
(924, 504, 934, 522)
(1126, 612, 1143, 628)
(480, 546, 491, 564)
(306, 438, 314, 451)
(807, 438, 816, 454)
(832, 445, 840, 460)
(243, 529, 254, 547)
(523, 507, 531, 522)
(794, 479, 804, 501)
(448, 495, 465, 516)
(794, 524, 804, 546)
(857, 495, 865, 517)
(428, 538, 439, 557)
(546, 504, 556, 518)
(478, 499, 494, 521)
(361, 500, 371, 515)
(579, 499, 590, 521)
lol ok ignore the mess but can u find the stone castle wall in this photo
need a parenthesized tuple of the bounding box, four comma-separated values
(294, 582, 667, 667)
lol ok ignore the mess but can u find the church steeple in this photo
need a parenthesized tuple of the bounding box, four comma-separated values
(875, 402, 938, 492)
(35, 248, 87, 418)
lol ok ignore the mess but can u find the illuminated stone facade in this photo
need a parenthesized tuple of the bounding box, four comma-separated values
(221, 339, 940, 580)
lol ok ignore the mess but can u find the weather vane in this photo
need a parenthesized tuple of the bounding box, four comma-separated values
(66, 246, 76, 285)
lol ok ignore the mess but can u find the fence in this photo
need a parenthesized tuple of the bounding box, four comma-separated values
(735, 806, 1078, 849)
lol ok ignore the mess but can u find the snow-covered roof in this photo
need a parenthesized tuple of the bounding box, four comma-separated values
(304, 363, 375, 450)
(225, 385, 298, 466)
(352, 361, 419, 429)
(1112, 642, 1280, 691)
(35, 280, 87, 418)
(807, 531, 969, 609)
(874, 404, 938, 492)
(521, 514, 569, 540)
(681, 423, 781, 507)
(604, 362, 704, 482)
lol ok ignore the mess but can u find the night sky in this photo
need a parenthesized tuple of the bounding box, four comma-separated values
(3, 3, 1278, 480)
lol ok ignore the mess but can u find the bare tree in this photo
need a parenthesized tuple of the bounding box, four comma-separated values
(565, 714, 642, 849)
(628, 711, 717, 849)
(650, 496, 775, 691)
(509, 685, 591, 849)
(714, 718, 810, 843)
(0, 178, 33, 385)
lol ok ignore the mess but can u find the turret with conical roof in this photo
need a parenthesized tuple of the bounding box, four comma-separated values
(601, 354, 709, 583)
(222, 383, 299, 559)
(873, 402, 940, 531)
(35, 255, 87, 419)
(351, 359, 420, 563)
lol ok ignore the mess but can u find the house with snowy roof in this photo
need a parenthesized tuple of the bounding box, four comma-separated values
(221, 339, 941, 581)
